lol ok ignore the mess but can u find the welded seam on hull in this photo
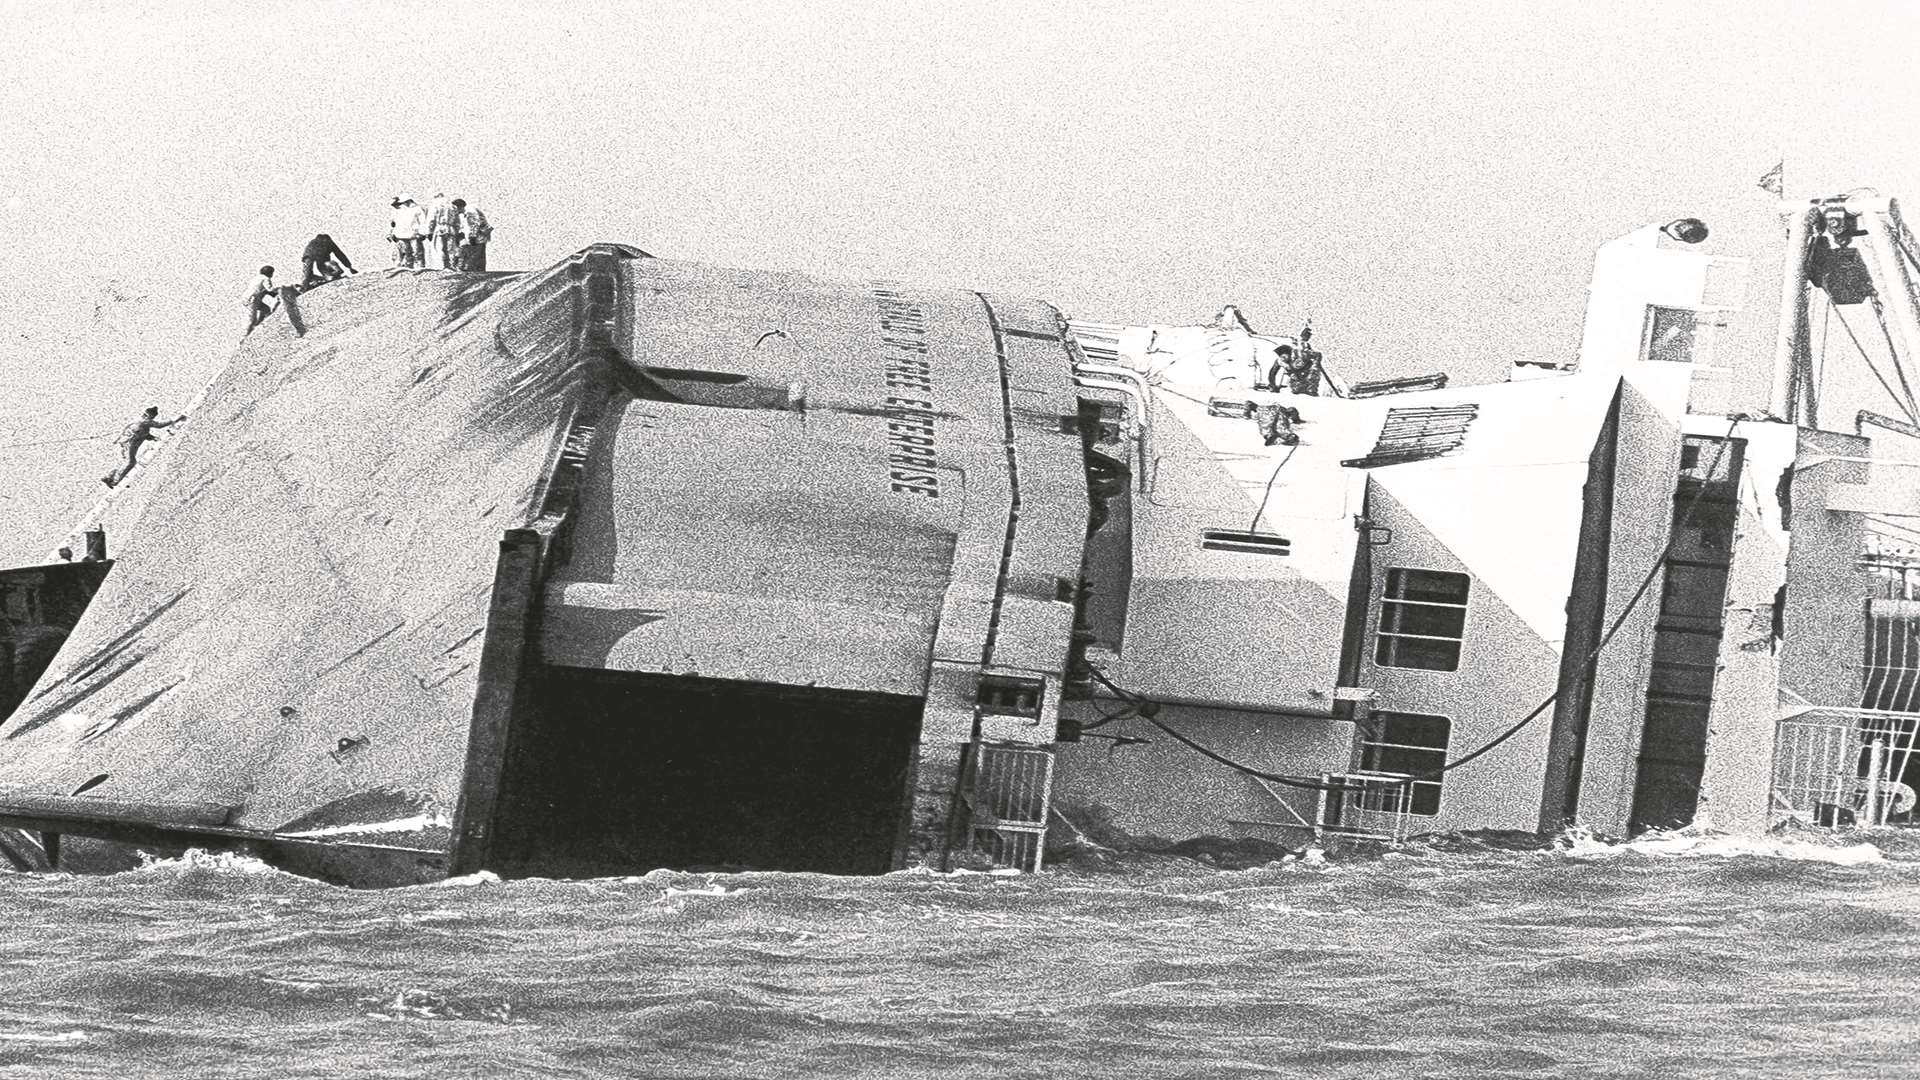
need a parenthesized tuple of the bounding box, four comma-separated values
(526, 247, 627, 537)
(974, 294, 1023, 669)
(448, 251, 628, 876)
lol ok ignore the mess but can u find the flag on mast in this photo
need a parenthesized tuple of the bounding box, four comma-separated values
(1758, 160, 1784, 196)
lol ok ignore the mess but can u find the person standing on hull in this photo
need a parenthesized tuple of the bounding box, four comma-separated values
(300, 233, 356, 285)
(426, 191, 459, 269)
(1266, 344, 1296, 392)
(1284, 347, 1321, 396)
(102, 407, 184, 488)
(388, 194, 427, 268)
(386, 197, 406, 266)
(454, 198, 491, 270)
(1292, 325, 1323, 396)
(1257, 401, 1300, 446)
(243, 265, 278, 336)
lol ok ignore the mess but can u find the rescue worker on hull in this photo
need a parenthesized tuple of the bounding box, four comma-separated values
(388, 195, 427, 268)
(300, 233, 356, 285)
(1284, 347, 1321, 396)
(1265, 333, 1323, 397)
(1294, 325, 1326, 396)
(387, 198, 406, 266)
(454, 198, 491, 270)
(103, 406, 184, 488)
(243, 265, 278, 336)
(426, 191, 460, 269)
(1256, 401, 1301, 446)
(1266, 344, 1297, 392)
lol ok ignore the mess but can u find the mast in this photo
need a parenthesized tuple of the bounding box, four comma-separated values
(1858, 195, 1920, 421)
(1771, 203, 1819, 424)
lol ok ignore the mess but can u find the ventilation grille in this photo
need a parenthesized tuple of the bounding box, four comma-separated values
(1202, 529, 1291, 555)
(1342, 404, 1479, 468)
(1347, 373, 1449, 398)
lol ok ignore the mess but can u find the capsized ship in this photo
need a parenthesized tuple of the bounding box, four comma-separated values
(0, 247, 1099, 883)
(1, 193, 1917, 886)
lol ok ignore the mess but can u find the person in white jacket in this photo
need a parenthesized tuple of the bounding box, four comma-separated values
(243, 264, 278, 336)
(387, 194, 428, 268)
(425, 191, 459, 269)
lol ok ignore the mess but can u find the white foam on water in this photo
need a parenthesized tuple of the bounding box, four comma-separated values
(884, 865, 1025, 879)
(358, 988, 516, 1024)
(277, 811, 451, 839)
(0, 1031, 87, 1043)
(1556, 825, 1885, 866)
(133, 848, 283, 875)
(429, 870, 501, 888)
(660, 885, 746, 900)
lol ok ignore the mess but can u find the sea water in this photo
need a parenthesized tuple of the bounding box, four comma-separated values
(0, 828, 1915, 1078)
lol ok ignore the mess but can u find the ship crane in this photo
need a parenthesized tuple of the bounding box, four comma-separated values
(1773, 192, 1920, 431)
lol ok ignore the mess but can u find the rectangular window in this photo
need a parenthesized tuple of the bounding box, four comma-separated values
(1658, 562, 1730, 634)
(1647, 659, 1716, 701)
(1676, 434, 1741, 496)
(976, 674, 1044, 718)
(1358, 711, 1451, 816)
(1639, 698, 1712, 756)
(1643, 306, 1698, 364)
(1201, 529, 1291, 555)
(1375, 568, 1470, 671)
(1666, 515, 1735, 563)
(0, 584, 37, 623)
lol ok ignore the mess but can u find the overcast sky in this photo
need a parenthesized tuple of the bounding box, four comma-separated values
(2, 1, 1917, 562)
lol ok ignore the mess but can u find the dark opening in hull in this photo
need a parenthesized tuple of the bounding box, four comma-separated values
(488, 668, 924, 878)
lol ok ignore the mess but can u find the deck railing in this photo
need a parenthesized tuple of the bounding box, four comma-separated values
(1771, 707, 1920, 828)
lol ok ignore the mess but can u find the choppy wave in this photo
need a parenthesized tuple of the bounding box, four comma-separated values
(0, 828, 1914, 1078)
(132, 847, 288, 875)
(1555, 824, 1889, 865)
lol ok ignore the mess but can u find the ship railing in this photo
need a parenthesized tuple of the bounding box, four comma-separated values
(1314, 771, 1416, 844)
(1862, 557, 1920, 601)
(1860, 597, 1920, 711)
(1771, 706, 1920, 828)
(1065, 320, 1127, 367)
(1861, 526, 1920, 600)
(1069, 363, 1154, 494)
(969, 743, 1055, 873)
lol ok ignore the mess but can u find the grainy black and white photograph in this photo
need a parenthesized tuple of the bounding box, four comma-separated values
(2, 2, 1919, 1076)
